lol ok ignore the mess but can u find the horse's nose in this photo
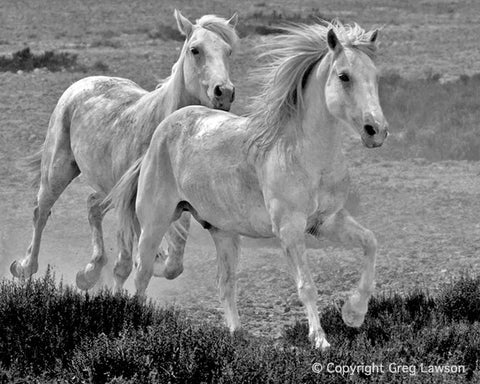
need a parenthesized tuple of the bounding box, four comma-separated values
(362, 112, 388, 147)
(363, 112, 378, 134)
(363, 123, 378, 137)
(213, 84, 235, 110)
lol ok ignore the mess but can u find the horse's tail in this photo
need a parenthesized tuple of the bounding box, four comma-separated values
(105, 156, 143, 250)
(18, 145, 44, 188)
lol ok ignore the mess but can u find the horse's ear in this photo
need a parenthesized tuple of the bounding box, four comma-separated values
(174, 9, 194, 38)
(327, 28, 342, 54)
(227, 12, 238, 28)
(370, 29, 379, 43)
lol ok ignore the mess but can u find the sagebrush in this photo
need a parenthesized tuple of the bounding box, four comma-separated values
(0, 271, 479, 383)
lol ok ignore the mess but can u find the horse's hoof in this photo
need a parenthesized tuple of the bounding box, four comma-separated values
(76, 270, 96, 291)
(341, 301, 366, 328)
(10, 260, 33, 279)
(311, 333, 331, 350)
(10, 260, 21, 278)
(316, 337, 331, 350)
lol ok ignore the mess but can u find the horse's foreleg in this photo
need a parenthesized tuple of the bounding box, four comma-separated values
(154, 212, 191, 280)
(76, 193, 108, 290)
(11, 151, 79, 279)
(273, 209, 330, 350)
(210, 229, 240, 332)
(317, 208, 377, 328)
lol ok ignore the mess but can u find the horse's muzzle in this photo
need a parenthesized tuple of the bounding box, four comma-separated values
(361, 122, 389, 148)
(213, 84, 235, 111)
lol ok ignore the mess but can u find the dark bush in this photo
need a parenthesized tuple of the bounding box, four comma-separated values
(0, 47, 83, 72)
(438, 275, 480, 322)
(0, 269, 156, 376)
(1, 272, 480, 382)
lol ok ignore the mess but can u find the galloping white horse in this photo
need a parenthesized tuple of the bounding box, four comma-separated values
(108, 21, 388, 349)
(10, 10, 239, 290)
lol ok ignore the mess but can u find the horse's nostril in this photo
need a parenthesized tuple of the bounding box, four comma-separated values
(364, 124, 377, 137)
(214, 85, 222, 97)
(230, 89, 235, 103)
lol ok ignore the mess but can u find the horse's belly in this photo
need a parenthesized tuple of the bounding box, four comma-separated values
(179, 174, 273, 238)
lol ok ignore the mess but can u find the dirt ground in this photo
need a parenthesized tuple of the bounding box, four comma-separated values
(1, 0, 480, 340)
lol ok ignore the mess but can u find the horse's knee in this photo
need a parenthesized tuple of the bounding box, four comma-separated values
(297, 282, 317, 304)
(114, 259, 132, 279)
(87, 193, 104, 222)
(362, 229, 377, 256)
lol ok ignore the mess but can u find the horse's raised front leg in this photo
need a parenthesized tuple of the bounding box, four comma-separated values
(11, 149, 80, 279)
(209, 229, 240, 332)
(316, 208, 377, 328)
(76, 192, 108, 290)
(272, 206, 330, 350)
(153, 212, 191, 280)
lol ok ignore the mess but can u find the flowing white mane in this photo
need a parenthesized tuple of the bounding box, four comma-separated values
(248, 20, 378, 156)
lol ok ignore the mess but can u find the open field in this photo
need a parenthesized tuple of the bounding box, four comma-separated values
(1, 0, 480, 381)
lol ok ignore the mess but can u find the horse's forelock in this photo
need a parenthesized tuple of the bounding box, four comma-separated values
(195, 15, 239, 51)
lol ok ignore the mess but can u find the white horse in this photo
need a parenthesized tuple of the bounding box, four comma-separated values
(10, 10, 239, 291)
(108, 21, 388, 349)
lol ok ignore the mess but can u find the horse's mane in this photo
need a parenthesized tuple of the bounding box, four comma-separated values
(247, 20, 378, 157)
(156, 14, 239, 89)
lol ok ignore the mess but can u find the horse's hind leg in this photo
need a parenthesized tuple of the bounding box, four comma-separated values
(316, 208, 377, 328)
(154, 212, 191, 280)
(76, 192, 108, 290)
(11, 146, 80, 279)
(134, 185, 178, 296)
(209, 229, 241, 332)
(113, 229, 135, 292)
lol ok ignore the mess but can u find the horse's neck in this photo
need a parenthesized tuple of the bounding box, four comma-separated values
(135, 61, 198, 130)
(297, 59, 344, 172)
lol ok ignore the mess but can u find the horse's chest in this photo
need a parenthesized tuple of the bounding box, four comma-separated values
(313, 169, 350, 216)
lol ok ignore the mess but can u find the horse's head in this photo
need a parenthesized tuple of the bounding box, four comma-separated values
(324, 28, 388, 148)
(175, 10, 238, 111)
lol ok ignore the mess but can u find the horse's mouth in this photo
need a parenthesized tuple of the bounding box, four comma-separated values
(361, 134, 386, 148)
(213, 102, 231, 112)
(361, 128, 388, 148)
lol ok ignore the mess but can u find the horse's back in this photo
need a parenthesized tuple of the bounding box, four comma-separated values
(44, 76, 149, 192)
(56, 76, 145, 112)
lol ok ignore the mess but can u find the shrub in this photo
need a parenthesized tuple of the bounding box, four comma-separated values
(437, 274, 480, 322)
(0, 47, 82, 72)
(0, 269, 156, 376)
(1, 272, 480, 382)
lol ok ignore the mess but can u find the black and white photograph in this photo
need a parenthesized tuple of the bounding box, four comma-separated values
(0, 0, 479, 382)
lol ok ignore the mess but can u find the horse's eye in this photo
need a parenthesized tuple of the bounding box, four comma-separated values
(190, 47, 200, 55)
(338, 73, 350, 82)
(338, 72, 350, 83)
